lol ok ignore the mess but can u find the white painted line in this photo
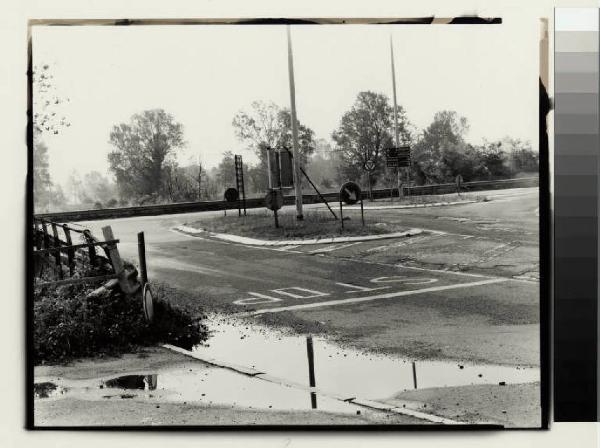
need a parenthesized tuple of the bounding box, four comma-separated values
(247, 278, 508, 315)
(395, 264, 539, 284)
(308, 242, 362, 253)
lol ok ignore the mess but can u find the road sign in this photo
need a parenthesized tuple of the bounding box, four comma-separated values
(224, 187, 239, 202)
(386, 146, 411, 168)
(265, 189, 284, 211)
(455, 174, 463, 187)
(364, 159, 376, 171)
(142, 283, 155, 323)
(340, 182, 361, 205)
(268, 148, 294, 189)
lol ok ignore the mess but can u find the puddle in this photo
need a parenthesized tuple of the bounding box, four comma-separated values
(193, 316, 540, 401)
(37, 369, 365, 415)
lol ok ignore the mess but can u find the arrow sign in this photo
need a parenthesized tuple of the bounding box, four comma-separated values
(340, 182, 361, 205)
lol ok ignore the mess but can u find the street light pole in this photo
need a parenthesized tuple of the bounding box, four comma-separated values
(286, 25, 304, 220)
(390, 36, 403, 198)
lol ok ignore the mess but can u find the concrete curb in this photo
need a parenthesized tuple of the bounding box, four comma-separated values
(161, 343, 462, 425)
(173, 225, 425, 246)
(340, 199, 478, 211)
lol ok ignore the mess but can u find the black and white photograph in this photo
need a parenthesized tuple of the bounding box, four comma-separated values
(30, 18, 545, 429)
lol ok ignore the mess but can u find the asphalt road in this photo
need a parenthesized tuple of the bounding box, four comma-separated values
(79, 187, 540, 367)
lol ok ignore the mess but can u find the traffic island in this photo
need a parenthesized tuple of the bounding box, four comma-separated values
(178, 210, 424, 245)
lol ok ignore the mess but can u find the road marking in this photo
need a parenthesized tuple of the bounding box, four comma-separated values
(336, 282, 390, 294)
(371, 275, 438, 285)
(270, 287, 329, 299)
(308, 242, 362, 254)
(233, 293, 283, 306)
(245, 278, 509, 315)
(396, 263, 539, 284)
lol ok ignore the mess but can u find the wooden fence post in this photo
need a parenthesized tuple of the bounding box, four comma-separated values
(41, 221, 50, 249)
(83, 230, 97, 267)
(102, 226, 136, 295)
(62, 224, 75, 276)
(50, 222, 63, 279)
(137, 232, 148, 285)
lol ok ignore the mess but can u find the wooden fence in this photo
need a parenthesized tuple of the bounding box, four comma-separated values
(32, 218, 139, 295)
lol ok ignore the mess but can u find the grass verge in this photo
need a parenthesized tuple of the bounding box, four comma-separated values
(186, 210, 410, 241)
(34, 281, 208, 365)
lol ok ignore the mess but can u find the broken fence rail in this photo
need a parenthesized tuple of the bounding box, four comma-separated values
(34, 177, 539, 223)
(32, 218, 130, 291)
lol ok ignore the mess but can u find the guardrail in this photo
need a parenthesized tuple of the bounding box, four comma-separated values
(34, 176, 538, 223)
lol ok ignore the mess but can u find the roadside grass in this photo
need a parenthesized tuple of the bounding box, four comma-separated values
(187, 209, 411, 240)
(34, 278, 209, 365)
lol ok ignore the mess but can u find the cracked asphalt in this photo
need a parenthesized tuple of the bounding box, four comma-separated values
(80, 187, 540, 367)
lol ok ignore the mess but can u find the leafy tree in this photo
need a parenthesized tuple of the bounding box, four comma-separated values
(232, 100, 315, 172)
(108, 109, 185, 200)
(331, 91, 410, 194)
(32, 63, 71, 211)
(216, 151, 236, 189)
(412, 111, 471, 184)
(32, 63, 70, 136)
(33, 140, 52, 212)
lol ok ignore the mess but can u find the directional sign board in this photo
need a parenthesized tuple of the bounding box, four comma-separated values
(386, 146, 411, 168)
(340, 182, 361, 205)
(224, 187, 239, 202)
(265, 189, 284, 211)
(268, 148, 294, 189)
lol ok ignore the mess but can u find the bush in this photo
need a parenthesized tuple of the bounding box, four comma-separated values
(34, 282, 208, 364)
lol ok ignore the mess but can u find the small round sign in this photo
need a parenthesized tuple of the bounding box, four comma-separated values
(265, 189, 284, 211)
(364, 159, 376, 171)
(142, 283, 155, 323)
(340, 182, 362, 205)
(224, 187, 239, 202)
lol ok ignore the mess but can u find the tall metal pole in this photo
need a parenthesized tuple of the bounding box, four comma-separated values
(390, 36, 403, 198)
(287, 26, 304, 220)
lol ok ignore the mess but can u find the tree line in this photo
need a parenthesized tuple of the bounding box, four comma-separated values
(33, 65, 538, 212)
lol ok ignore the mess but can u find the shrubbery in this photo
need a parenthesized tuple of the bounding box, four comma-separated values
(34, 282, 208, 364)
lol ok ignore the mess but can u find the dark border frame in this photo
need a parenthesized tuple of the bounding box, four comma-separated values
(26, 15, 552, 431)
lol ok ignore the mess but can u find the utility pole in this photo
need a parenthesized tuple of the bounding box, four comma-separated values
(287, 26, 304, 220)
(390, 36, 404, 198)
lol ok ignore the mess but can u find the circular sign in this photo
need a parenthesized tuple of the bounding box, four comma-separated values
(224, 187, 239, 202)
(265, 189, 284, 211)
(142, 283, 155, 323)
(364, 159, 376, 171)
(340, 182, 362, 205)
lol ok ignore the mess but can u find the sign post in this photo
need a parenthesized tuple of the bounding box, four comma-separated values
(386, 146, 411, 198)
(234, 155, 246, 216)
(265, 189, 284, 228)
(286, 26, 304, 221)
(339, 182, 363, 231)
(224, 187, 239, 217)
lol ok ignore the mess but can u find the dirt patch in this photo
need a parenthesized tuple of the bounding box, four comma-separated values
(35, 346, 196, 380)
(34, 397, 424, 426)
(383, 382, 542, 428)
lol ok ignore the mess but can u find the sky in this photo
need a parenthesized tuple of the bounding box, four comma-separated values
(32, 20, 540, 187)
